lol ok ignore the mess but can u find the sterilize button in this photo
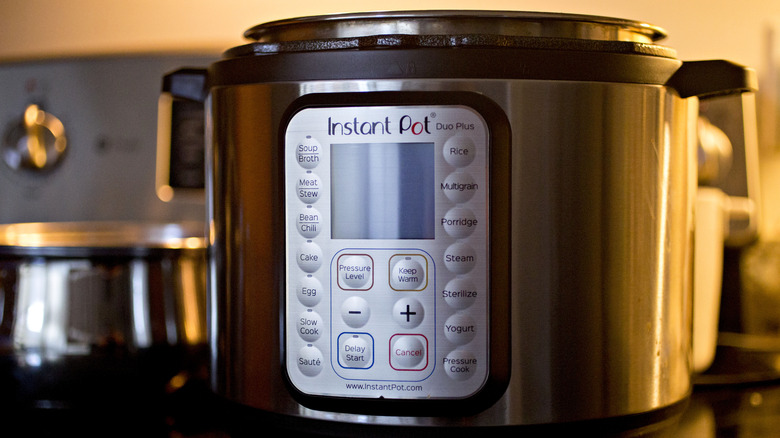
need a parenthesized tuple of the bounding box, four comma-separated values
(441, 171, 478, 203)
(296, 171, 321, 204)
(442, 207, 478, 239)
(392, 297, 425, 329)
(444, 313, 477, 345)
(442, 277, 478, 310)
(339, 333, 373, 369)
(443, 136, 476, 167)
(296, 135, 321, 169)
(337, 254, 374, 290)
(297, 344, 324, 377)
(297, 205, 321, 238)
(390, 334, 428, 370)
(297, 241, 323, 273)
(443, 350, 478, 381)
(443, 242, 477, 275)
(389, 255, 426, 290)
(297, 309, 324, 342)
(297, 275, 323, 307)
(341, 296, 370, 328)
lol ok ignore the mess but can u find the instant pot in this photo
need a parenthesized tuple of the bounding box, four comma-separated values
(163, 10, 758, 435)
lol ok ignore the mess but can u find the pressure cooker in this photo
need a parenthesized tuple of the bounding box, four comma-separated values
(161, 10, 758, 435)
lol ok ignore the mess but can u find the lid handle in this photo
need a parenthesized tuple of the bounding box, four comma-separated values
(668, 60, 758, 98)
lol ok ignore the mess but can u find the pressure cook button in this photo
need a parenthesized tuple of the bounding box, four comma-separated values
(443, 136, 476, 167)
(444, 313, 477, 345)
(390, 334, 428, 370)
(339, 333, 373, 369)
(297, 344, 324, 377)
(443, 243, 477, 274)
(297, 275, 323, 307)
(392, 297, 425, 329)
(442, 207, 478, 239)
(297, 241, 323, 273)
(441, 171, 478, 204)
(442, 277, 479, 310)
(389, 255, 426, 290)
(443, 350, 478, 381)
(341, 296, 370, 328)
(298, 309, 324, 342)
(297, 205, 322, 238)
(337, 254, 373, 290)
(296, 136, 321, 169)
(296, 171, 321, 204)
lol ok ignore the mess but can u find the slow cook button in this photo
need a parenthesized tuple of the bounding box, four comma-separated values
(444, 313, 477, 345)
(443, 136, 476, 168)
(441, 171, 478, 204)
(443, 242, 477, 274)
(442, 207, 478, 239)
(296, 135, 321, 169)
(297, 344, 324, 377)
(297, 309, 324, 342)
(297, 205, 321, 238)
(296, 171, 321, 204)
(390, 334, 428, 370)
(443, 350, 478, 381)
(297, 241, 323, 273)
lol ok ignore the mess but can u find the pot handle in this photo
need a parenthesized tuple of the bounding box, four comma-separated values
(668, 60, 758, 98)
(156, 68, 208, 202)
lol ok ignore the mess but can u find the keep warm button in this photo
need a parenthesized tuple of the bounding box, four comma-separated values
(390, 334, 428, 371)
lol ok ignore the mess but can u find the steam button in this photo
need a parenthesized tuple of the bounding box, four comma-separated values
(443, 243, 477, 275)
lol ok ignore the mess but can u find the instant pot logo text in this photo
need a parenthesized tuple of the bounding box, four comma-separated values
(327, 115, 431, 136)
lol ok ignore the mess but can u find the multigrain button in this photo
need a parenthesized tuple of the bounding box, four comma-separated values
(440, 171, 478, 203)
(443, 136, 476, 167)
(443, 242, 477, 274)
(296, 136, 321, 169)
(296, 171, 321, 204)
(297, 344, 323, 376)
(390, 334, 427, 370)
(442, 207, 478, 238)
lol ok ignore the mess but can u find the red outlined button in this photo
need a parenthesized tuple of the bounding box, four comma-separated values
(389, 334, 428, 371)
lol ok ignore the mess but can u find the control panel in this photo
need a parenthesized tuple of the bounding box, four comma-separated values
(284, 101, 494, 403)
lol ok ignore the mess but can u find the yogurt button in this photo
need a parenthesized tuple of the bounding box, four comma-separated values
(441, 171, 478, 204)
(297, 344, 324, 376)
(296, 205, 321, 238)
(297, 241, 323, 273)
(297, 275, 323, 307)
(443, 136, 476, 167)
(443, 350, 478, 381)
(443, 242, 477, 275)
(296, 172, 321, 204)
(296, 136, 321, 169)
(442, 207, 478, 239)
(442, 277, 478, 310)
(389, 256, 426, 290)
(341, 296, 370, 328)
(297, 309, 324, 342)
(444, 313, 477, 345)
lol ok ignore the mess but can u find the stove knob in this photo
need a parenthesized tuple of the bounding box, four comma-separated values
(2, 104, 67, 172)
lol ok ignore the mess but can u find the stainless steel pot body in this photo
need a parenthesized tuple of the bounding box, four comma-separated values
(207, 78, 697, 428)
(0, 222, 208, 412)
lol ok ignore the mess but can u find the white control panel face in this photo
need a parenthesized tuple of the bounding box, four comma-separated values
(284, 105, 490, 401)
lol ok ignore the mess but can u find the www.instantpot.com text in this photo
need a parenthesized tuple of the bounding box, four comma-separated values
(345, 382, 425, 392)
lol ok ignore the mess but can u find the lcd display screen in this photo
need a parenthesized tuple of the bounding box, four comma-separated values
(331, 143, 435, 239)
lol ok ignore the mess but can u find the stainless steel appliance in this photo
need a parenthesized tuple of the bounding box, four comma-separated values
(164, 11, 758, 434)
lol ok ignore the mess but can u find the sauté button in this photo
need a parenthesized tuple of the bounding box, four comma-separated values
(297, 344, 324, 377)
